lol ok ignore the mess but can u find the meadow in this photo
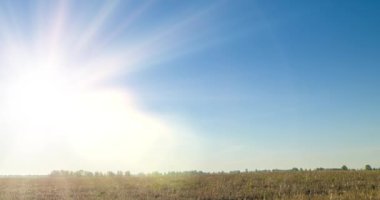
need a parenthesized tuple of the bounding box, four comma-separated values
(0, 170, 379, 199)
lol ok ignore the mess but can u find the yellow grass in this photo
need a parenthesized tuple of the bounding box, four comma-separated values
(0, 170, 379, 199)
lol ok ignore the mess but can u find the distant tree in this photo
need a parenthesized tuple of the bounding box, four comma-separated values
(50, 170, 60, 176)
(365, 164, 372, 170)
(84, 171, 94, 176)
(341, 165, 348, 170)
(151, 171, 162, 176)
(292, 168, 299, 172)
(75, 170, 85, 177)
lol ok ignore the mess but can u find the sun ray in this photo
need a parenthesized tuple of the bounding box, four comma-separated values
(73, 0, 120, 53)
(0, 0, 212, 174)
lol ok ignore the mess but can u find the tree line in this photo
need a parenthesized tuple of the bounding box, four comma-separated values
(49, 165, 378, 177)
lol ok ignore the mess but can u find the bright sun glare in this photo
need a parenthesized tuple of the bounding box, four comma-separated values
(1, 39, 175, 172)
(0, 1, 200, 174)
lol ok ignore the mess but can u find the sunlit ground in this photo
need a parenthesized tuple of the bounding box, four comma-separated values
(1, 170, 380, 199)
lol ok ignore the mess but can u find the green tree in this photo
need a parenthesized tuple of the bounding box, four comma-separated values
(341, 165, 348, 170)
(365, 164, 372, 170)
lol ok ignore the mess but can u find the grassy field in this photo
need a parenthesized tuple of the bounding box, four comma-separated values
(0, 170, 380, 199)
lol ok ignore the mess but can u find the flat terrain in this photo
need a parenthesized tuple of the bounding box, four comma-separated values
(0, 171, 380, 199)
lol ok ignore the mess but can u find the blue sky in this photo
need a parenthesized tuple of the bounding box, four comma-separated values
(0, 0, 379, 173)
(121, 0, 380, 168)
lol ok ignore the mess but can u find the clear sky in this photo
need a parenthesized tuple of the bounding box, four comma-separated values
(0, 0, 379, 174)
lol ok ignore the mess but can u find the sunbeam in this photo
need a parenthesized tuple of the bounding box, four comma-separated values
(0, 0, 206, 174)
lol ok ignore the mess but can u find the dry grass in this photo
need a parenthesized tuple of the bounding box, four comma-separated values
(0, 170, 380, 199)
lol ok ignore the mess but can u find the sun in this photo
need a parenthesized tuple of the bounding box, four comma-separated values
(0, 32, 177, 174)
(0, 1, 205, 174)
